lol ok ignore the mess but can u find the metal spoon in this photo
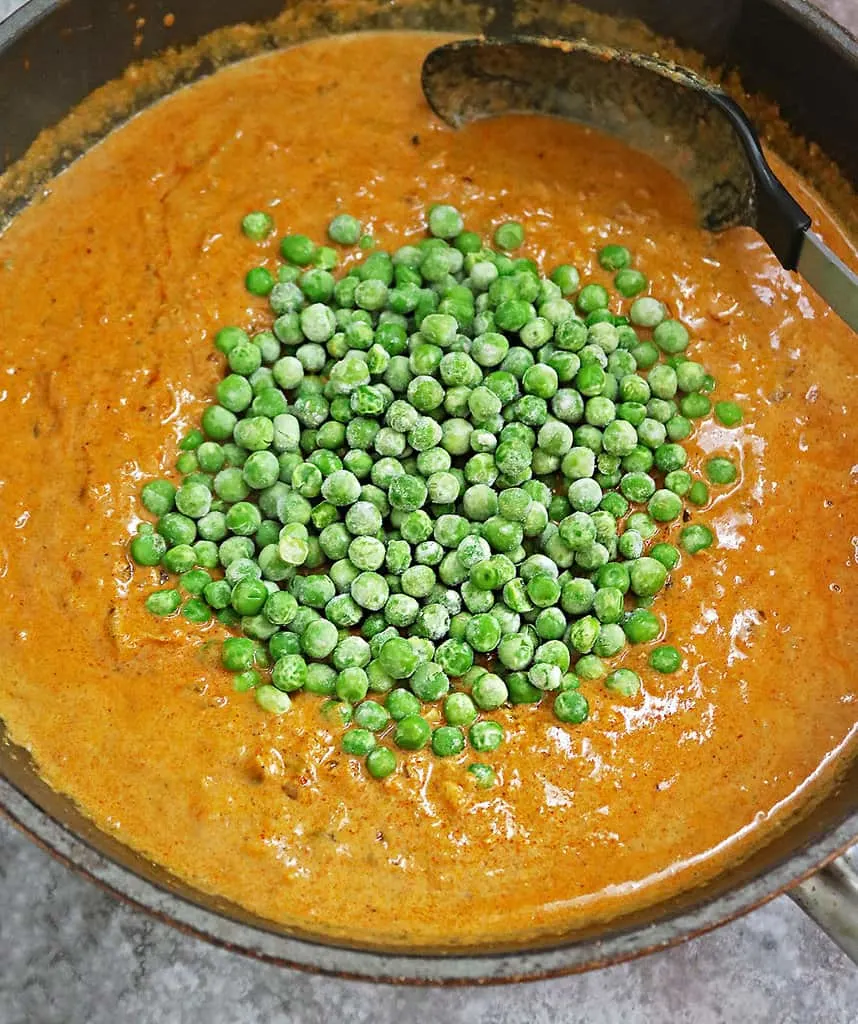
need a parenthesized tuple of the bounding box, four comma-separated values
(422, 36, 858, 332)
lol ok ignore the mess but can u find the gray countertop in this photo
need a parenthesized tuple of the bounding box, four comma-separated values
(2, 1, 857, 1021)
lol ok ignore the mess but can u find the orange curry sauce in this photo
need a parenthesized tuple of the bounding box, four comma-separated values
(0, 33, 856, 946)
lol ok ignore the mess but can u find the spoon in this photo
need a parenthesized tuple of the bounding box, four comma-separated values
(421, 36, 858, 332)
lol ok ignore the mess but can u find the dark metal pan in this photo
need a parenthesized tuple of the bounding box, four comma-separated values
(1, 0, 857, 984)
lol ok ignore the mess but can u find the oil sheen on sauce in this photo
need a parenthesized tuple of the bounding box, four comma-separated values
(0, 33, 856, 947)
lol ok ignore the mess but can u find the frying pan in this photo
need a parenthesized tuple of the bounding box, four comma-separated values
(1, 0, 857, 984)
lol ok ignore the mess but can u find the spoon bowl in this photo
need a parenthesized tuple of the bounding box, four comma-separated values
(422, 37, 858, 330)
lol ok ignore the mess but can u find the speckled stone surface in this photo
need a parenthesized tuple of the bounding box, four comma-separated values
(1, 0, 857, 1020)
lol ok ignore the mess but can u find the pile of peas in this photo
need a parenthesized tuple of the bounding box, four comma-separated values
(130, 203, 744, 785)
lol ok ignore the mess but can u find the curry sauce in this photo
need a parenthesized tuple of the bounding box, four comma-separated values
(0, 33, 856, 946)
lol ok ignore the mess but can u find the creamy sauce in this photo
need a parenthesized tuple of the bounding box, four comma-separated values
(0, 33, 856, 947)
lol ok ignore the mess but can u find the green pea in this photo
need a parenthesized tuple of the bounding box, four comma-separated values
(162, 544, 197, 574)
(554, 689, 589, 724)
(245, 266, 275, 296)
(666, 415, 692, 441)
(680, 523, 715, 554)
(328, 214, 362, 246)
(469, 720, 504, 752)
(577, 283, 609, 314)
(653, 319, 689, 353)
(255, 684, 292, 714)
(688, 480, 710, 506)
(201, 404, 237, 442)
(182, 598, 211, 623)
(648, 489, 683, 522)
(575, 655, 606, 680)
(505, 672, 540, 704)
(180, 568, 210, 596)
(472, 673, 508, 710)
(615, 268, 647, 297)
(605, 668, 641, 697)
(432, 725, 466, 757)
(465, 614, 501, 653)
(598, 244, 631, 271)
(409, 662, 450, 702)
(706, 457, 738, 485)
(145, 589, 181, 617)
(214, 326, 249, 354)
(342, 728, 377, 756)
(385, 688, 421, 720)
(175, 482, 212, 519)
(222, 637, 256, 672)
(377, 636, 418, 680)
(353, 700, 390, 732)
(679, 392, 711, 419)
(280, 233, 316, 265)
(467, 763, 497, 789)
(203, 579, 232, 610)
(141, 479, 176, 516)
(676, 360, 707, 393)
(130, 531, 167, 566)
(650, 543, 680, 571)
(629, 297, 665, 328)
(443, 692, 478, 727)
(623, 608, 662, 643)
(234, 669, 262, 692)
(241, 211, 274, 241)
(715, 400, 744, 427)
(650, 645, 682, 673)
(272, 654, 307, 693)
(366, 746, 397, 779)
(429, 204, 465, 239)
(629, 557, 668, 597)
(394, 714, 431, 750)
(494, 221, 525, 251)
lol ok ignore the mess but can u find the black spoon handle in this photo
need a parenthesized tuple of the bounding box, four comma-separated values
(709, 91, 810, 267)
(712, 91, 858, 330)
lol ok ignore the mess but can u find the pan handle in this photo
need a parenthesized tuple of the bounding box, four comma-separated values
(789, 853, 858, 963)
